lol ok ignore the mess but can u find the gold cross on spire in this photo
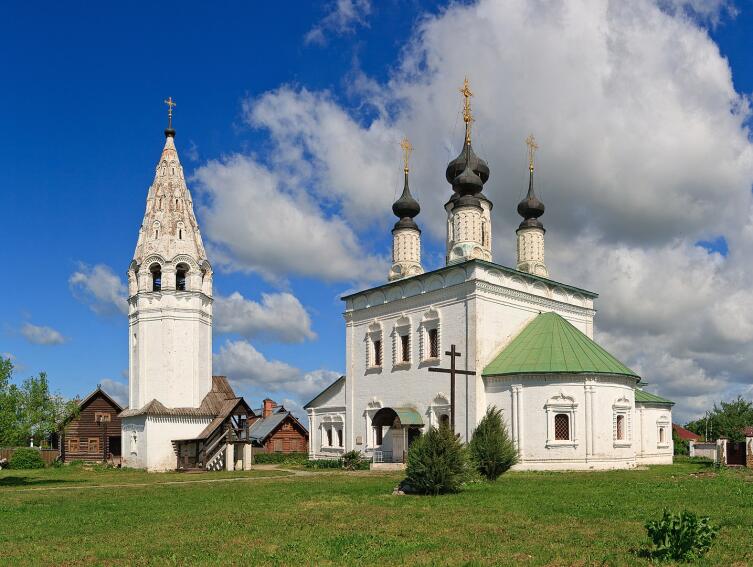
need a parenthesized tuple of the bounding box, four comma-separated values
(525, 133, 538, 172)
(164, 96, 176, 128)
(400, 137, 413, 173)
(460, 77, 473, 144)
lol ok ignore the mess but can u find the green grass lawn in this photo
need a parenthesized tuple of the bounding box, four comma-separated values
(1, 461, 751, 566)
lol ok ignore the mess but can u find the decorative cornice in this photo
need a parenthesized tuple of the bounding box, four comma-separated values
(475, 281, 594, 318)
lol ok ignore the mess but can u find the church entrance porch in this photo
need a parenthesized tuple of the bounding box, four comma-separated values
(371, 407, 423, 466)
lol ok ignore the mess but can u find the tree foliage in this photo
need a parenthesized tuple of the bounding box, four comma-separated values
(468, 406, 518, 480)
(0, 356, 78, 447)
(403, 424, 468, 495)
(672, 429, 689, 456)
(685, 396, 753, 442)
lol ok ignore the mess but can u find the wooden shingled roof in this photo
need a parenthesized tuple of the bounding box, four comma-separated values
(120, 376, 239, 418)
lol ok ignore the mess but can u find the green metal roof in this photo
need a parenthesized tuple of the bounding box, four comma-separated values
(482, 312, 639, 378)
(634, 389, 674, 406)
(394, 407, 424, 426)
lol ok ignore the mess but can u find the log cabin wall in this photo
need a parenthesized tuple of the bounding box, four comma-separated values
(262, 417, 308, 453)
(61, 392, 123, 462)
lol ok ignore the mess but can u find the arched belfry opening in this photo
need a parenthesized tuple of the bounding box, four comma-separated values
(150, 263, 162, 292)
(176, 263, 189, 291)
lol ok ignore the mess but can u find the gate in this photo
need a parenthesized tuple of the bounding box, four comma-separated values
(727, 441, 746, 465)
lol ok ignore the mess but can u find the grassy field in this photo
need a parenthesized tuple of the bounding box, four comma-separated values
(1, 461, 752, 566)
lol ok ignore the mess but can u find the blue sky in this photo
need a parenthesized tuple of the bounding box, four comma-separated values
(2, 1, 753, 422)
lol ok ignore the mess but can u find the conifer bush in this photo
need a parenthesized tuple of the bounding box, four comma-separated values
(9, 447, 45, 469)
(468, 406, 517, 481)
(403, 424, 468, 495)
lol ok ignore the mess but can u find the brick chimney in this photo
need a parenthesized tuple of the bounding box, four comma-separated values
(262, 398, 277, 418)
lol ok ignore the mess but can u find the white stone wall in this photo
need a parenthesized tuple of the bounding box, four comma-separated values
(128, 290, 212, 409)
(337, 261, 597, 464)
(485, 375, 639, 470)
(635, 403, 674, 464)
(389, 228, 423, 281)
(516, 227, 548, 277)
(307, 379, 346, 459)
(122, 415, 211, 471)
(446, 200, 493, 264)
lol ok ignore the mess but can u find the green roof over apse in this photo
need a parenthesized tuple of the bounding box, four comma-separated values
(482, 312, 639, 378)
(634, 389, 674, 406)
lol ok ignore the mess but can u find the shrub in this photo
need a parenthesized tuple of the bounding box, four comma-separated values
(403, 424, 468, 495)
(253, 452, 308, 465)
(645, 509, 718, 561)
(9, 448, 45, 469)
(673, 430, 689, 456)
(468, 406, 517, 481)
(341, 450, 369, 470)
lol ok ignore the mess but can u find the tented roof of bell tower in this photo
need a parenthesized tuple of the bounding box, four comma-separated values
(132, 129, 209, 267)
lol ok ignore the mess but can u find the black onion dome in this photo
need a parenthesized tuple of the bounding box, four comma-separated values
(445, 142, 490, 184)
(392, 171, 421, 231)
(517, 168, 545, 230)
(452, 161, 484, 206)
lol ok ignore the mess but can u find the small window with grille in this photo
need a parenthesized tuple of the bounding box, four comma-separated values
(616, 415, 625, 440)
(401, 334, 410, 363)
(429, 328, 439, 358)
(373, 339, 382, 367)
(554, 414, 570, 441)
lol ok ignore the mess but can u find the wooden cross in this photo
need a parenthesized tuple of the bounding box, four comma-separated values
(400, 137, 413, 173)
(526, 133, 538, 171)
(164, 96, 176, 128)
(428, 344, 476, 433)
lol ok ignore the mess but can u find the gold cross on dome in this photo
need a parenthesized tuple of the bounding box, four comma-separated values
(400, 137, 413, 172)
(164, 97, 176, 128)
(526, 133, 538, 171)
(459, 77, 474, 143)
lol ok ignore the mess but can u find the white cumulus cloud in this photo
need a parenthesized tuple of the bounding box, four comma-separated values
(99, 378, 129, 408)
(69, 263, 128, 316)
(213, 339, 341, 399)
(214, 291, 316, 343)
(304, 0, 371, 46)
(21, 323, 66, 345)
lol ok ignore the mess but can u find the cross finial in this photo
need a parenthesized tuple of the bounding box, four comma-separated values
(400, 137, 413, 173)
(460, 77, 474, 144)
(525, 133, 538, 172)
(164, 97, 176, 129)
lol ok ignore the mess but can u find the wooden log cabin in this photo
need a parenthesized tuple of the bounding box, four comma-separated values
(60, 386, 123, 463)
(249, 399, 309, 453)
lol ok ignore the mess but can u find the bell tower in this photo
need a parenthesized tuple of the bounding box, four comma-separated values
(127, 99, 213, 411)
(515, 134, 548, 277)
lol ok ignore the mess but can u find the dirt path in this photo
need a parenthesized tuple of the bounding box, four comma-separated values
(4, 466, 320, 493)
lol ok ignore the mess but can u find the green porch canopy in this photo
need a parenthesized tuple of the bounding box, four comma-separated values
(482, 312, 639, 378)
(634, 389, 674, 406)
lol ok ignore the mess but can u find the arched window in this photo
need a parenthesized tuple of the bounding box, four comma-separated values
(659, 426, 666, 444)
(336, 428, 343, 448)
(439, 414, 450, 429)
(176, 263, 189, 291)
(326, 427, 333, 447)
(150, 264, 162, 292)
(178, 229, 182, 240)
(554, 414, 570, 441)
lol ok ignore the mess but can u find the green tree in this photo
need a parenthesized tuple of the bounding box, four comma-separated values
(0, 356, 78, 446)
(685, 397, 753, 442)
(403, 424, 469, 495)
(468, 406, 518, 480)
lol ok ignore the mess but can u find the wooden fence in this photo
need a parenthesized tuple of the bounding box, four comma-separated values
(0, 447, 59, 465)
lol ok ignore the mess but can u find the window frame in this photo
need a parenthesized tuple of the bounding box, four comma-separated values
(67, 437, 80, 453)
(545, 394, 578, 448)
(554, 413, 570, 441)
(392, 316, 412, 367)
(94, 412, 111, 423)
(88, 437, 100, 455)
(420, 309, 440, 362)
(612, 396, 632, 447)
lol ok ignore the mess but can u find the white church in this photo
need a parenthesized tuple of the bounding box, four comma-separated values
(305, 81, 674, 470)
(119, 85, 673, 472)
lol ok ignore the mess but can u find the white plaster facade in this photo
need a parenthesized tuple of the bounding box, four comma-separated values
(306, 260, 673, 470)
(389, 228, 423, 281)
(122, 131, 215, 471)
